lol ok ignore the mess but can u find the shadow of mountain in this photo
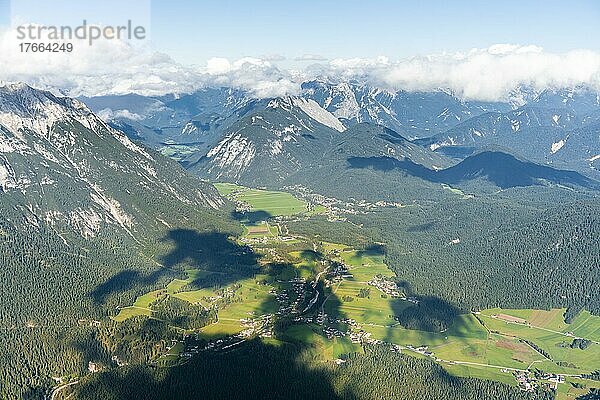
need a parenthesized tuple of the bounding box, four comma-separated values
(73, 339, 343, 400)
(76, 235, 539, 400)
(347, 151, 600, 190)
(159, 229, 257, 273)
(390, 296, 461, 333)
(91, 270, 145, 304)
(299, 249, 323, 262)
(377, 281, 476, 348)
(91, 230, 259, 305)
(78, 247, 348, 400)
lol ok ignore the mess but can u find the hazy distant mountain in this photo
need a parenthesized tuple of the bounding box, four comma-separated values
(302, 79, 510, 139)
(418, 87, 600, 179)
(81, 87, 253, 162)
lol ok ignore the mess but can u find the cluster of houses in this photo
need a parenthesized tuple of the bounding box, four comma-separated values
(323, 326, 346, 339)
(405, 344, 433, 357)
(199, 334, 251, 354)
(515, 371, 537, 392)
(354, 199, 405, 210)
(274, 279, 310, 316)
(325, 261, 352, 284)
(367, 276, 402, 297)
(513, 370, 565, 392)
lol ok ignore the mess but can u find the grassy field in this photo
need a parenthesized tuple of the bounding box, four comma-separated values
(480, 308, 600, 343)
(322, 242, 408, 327)
(442, 363, 518, 386)
(323, 242, 395, 281)
(244, 222, 278, 238)
(113, 289, 164, 322)
(288, 250, 322, 279)
(113, 268, 277, 336)
(328, 280, 401, 326)
(434, 336, 544, 370)
(478, 310, 600, 374)
(214, 183, 308, 217)
(165, 269, 222, 307)
(318, 240, 600, 388)
(197, 276, 278, 338)
(333, 336, 362, 358)
(112, 306, 152, 322)
(447, 314, 489, 339)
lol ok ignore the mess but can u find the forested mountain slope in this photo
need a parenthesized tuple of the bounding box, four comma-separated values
(73, 343, 551, 400)
(0, 83, 236, 398)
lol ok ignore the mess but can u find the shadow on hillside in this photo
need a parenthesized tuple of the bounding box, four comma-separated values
(406, 221, 436, 232)
(78, 234, 491, 400)
(355, 244, 386, 257)
(91, 230, 259, 304)
(383, 280, 467, 345)
(159, 229, 258, 273)
(78, 244, 348, 399)
(346, 152, 599, 190)
(298, 249, 323, 262)
(231, 209, 273, 224)
(72, 339, 344, 400)
(392, 290, 460, 332)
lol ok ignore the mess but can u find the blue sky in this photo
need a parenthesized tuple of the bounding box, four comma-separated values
(2, 0, 600, 98)
(5, 0, 600, 65)
(0, 0, 10, 26)
(147, 0, 600, 64)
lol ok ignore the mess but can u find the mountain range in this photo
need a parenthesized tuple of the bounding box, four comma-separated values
(81, 80, 600, 186)
(1, 81, 599, 400)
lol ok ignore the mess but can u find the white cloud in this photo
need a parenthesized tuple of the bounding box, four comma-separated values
(322, 45, 600, 101)
(0, 26, 300, 98)
(97, 108, 143, 121)
(0, 27, 599, 103)
(205, 57, 233, 75)
(0, 26, 203, 96)
(202, 57, 299, 98)
(295, 54, 327, 61)
(259, 54, 286, 62)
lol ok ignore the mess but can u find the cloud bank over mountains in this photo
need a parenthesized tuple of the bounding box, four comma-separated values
(1, 26, 599, 100)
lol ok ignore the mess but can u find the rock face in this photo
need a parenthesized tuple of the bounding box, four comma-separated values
(187, 97, 344, 184)
(0, 82, 224, 239)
